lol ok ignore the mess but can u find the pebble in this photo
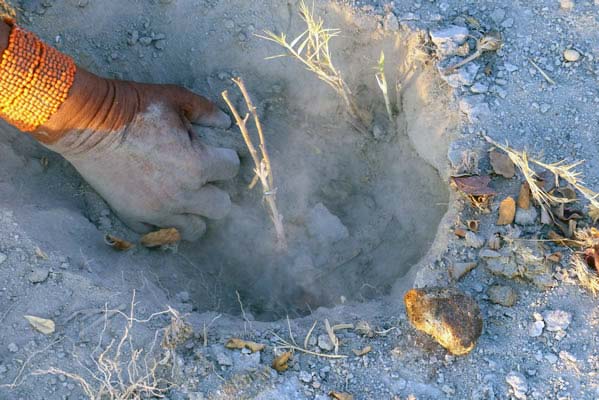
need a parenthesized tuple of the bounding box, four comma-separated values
(306, 203, 349, 244)
(216, 352, 233, 367)
(299, 371, 313, 383)
(459, 96, 490, 123)
(224, 19, 235, 29)
(506, 371, 528, 400)
(8, 343, 18, 353)
(430, 25, 469, 57)
(404, 287, 483, 355)
(504, 63, 519, 73)
(539, 103, 551, 114)
(317, 334, 334, 352)
(0, 364, 7, 374)
(486, 260, 519, 279)
(544, 353, 558, 364)
(176, 291, 190, 303)
(560, 0, 574, 10)
(542, 310, 571, 331)
(443, 63, 479, 88)
(471, 82, 489, 94)
(139, 36, 153, 46)
(501, 18, 514, 28)
(563, 49, 581, 62)
(28, 268, 49, 284)
(0, 252, 6, 265)
(465, 232, 485, 248)
(490, 8, 506, 24)
(487, 285, 517, 307)
(528, 320, 545, 337)
(449, 262, 477, 280)
(515, 207, 538, 226)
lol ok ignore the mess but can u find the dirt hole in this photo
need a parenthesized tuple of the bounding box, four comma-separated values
(0, 0, 457, 321)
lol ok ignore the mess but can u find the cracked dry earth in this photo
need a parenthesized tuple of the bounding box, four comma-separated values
(2, 0, 599, 399)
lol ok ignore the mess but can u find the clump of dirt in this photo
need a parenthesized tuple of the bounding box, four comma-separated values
(0, 0, 456, 320)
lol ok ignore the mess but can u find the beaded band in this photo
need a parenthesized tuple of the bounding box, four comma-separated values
(0, 18, 76, 132)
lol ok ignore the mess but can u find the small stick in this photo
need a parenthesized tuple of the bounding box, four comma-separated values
(222, 79, 287, 248)
(528, 58, 556, 85)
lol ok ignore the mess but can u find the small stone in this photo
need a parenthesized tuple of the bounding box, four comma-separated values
(444, 63, 479, 88)
(224, 19, 235, 29)
(560, 0, 574, 10)
(487, 285, 517, 307)
(317, 334, 334, 352)
(28, 268, 49, 284)
(430, 25, 469, 57)
(299, 371, 313, 383)
(0, 364, 7, 374)
(306, 203, 349, 244)
(539, 104, 551, 114)
(515, 207, 538, 226)
(563, 49, 581, 62)
(528, 320, 545, 337)
(216, 352, 233, 367)
(176, 291, 190, 303)
(486, 260, 519, 279)
(501, 18, 514, 28)
(506, 371, 528, 400)
(490, 8, 506, 24)
(449, 262, 477, 280)
(404, 287, 483, 355)
(0, 252, 6, 265)
(8, 343, 18, 353)
(465, 232, 485, 248)
(544, 353, 558, 364)
(154, 40, 166, 50)
(139, 36, 153, 46)
(459, 96, 490, 123)
(470, 82, 489, 94)
(542, 310, 572, 331)
(504, 63, 519, 73)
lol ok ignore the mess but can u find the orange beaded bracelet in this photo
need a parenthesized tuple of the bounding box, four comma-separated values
(0, 18, 76, 132)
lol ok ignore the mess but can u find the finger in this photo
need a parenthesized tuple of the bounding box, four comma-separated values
(181, 184, 232, 220)
(165, 85, 231, 129)
(193, 142, 240, 183)
(159, 214, 207, 242)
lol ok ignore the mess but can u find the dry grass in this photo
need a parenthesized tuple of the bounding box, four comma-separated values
(32, 292, 191, 400)
(257, 0, 369, 135)
(484, 135, 599, 219)
(442, 32, 502, 74)
(222, 78, 287, 248)
(572, 255, 599, 296)
(0, 0, 16, 19)
(375, 51, 394, 124)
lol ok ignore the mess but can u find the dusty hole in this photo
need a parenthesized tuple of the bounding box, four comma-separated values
(1, 1, 456, 320)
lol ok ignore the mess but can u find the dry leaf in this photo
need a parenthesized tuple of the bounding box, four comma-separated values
(225, 338, 265, 353)
(454, 228, 467, 238)
(329, 392, 354, 400)
(517, 182, 531, 210)
(24, 315, 55, 335)
(451, 176, 496, 196)
(140, 228, 181, 248)
(589, 205, 599, 224)
(104, 234, 135, 251)
(497, 197, 516, 225)
(466, 220, 480, 232)
(272, 351, 292, 372)
(352, 346, 372, 356)
(489, 150, 515, 178)
(35, 247, 48, 260)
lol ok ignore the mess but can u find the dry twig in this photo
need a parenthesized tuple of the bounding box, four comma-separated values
(222, 78, 286, 248)
(442, 32, 502, 74)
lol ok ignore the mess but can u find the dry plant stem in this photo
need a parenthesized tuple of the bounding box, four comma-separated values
(528, 58, 556, 85)
(573, 255, 599, 296)
(222, 80, 287, 248)
(272, 332, 347, 359)
(442, 49, 482, 74)
(484, 135, 599, 213)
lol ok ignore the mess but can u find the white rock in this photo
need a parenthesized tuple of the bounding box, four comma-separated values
(542, 310, 572, 331)
(544, 353, 558, 364)
(515, 207, 538, 226)
(504, 63, 519, 73)
(0, 252, 6, 265)
(506, 371, 528, 400)
(470, 82, 489, 94)
(528, 320, 545, 337)
(317, 334, 334, 351)
(563, 49, 581, 62)
(459, 96, 490, 123)
(444, 63, 479, 88)
(449, 262, 477, 280)
(306, 203, 349, 244)
(430, 25, 469, 57)
(560, 0, 574, 10)
(465, 232, 485, 248)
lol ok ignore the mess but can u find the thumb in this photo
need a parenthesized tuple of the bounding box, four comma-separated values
(166, 85, 231, 129)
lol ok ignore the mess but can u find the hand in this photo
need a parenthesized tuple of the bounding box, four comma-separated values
(37, 68, 239, 241)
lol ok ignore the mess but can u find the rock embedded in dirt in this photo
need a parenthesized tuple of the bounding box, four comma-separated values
(404, 287, 483, 356)
(515, 207, 538, 226)
(485, 260, 518, 279)
(563, 49, 581, 62)
(306, 203, 349, 244)
(430, 25, 469, 57)
(28, 268, 49, 284)
(465, 232, 484, 248)
(459, 96, 490, 123)
(487, 285, 517, 307)
(506, 371, 528, 400)
(449, 261, 477, 280)
(443, 63, 479, 88)
(317, 334, 334, 352)
(528, 320, 545, 337)
(542, 310, 571, 331)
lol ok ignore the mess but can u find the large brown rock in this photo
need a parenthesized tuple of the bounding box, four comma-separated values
(404, 287, 483, 355)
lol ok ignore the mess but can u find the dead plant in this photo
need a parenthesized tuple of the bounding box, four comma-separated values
(222, 78, 286, 248)
(32, 292, 190, 400)
(442, 31, 502, 74)
(572, 254, 599, 296)
(375, 51, 394, 124)
(0, 0, 16, 19)
(484, 135, 599, 219)
(257, 0, 370, 135)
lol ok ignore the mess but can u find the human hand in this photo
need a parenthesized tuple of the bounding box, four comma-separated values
(38, 69, 239, 241)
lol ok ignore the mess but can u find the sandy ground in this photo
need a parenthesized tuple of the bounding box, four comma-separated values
(1, 0, 599, 399)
